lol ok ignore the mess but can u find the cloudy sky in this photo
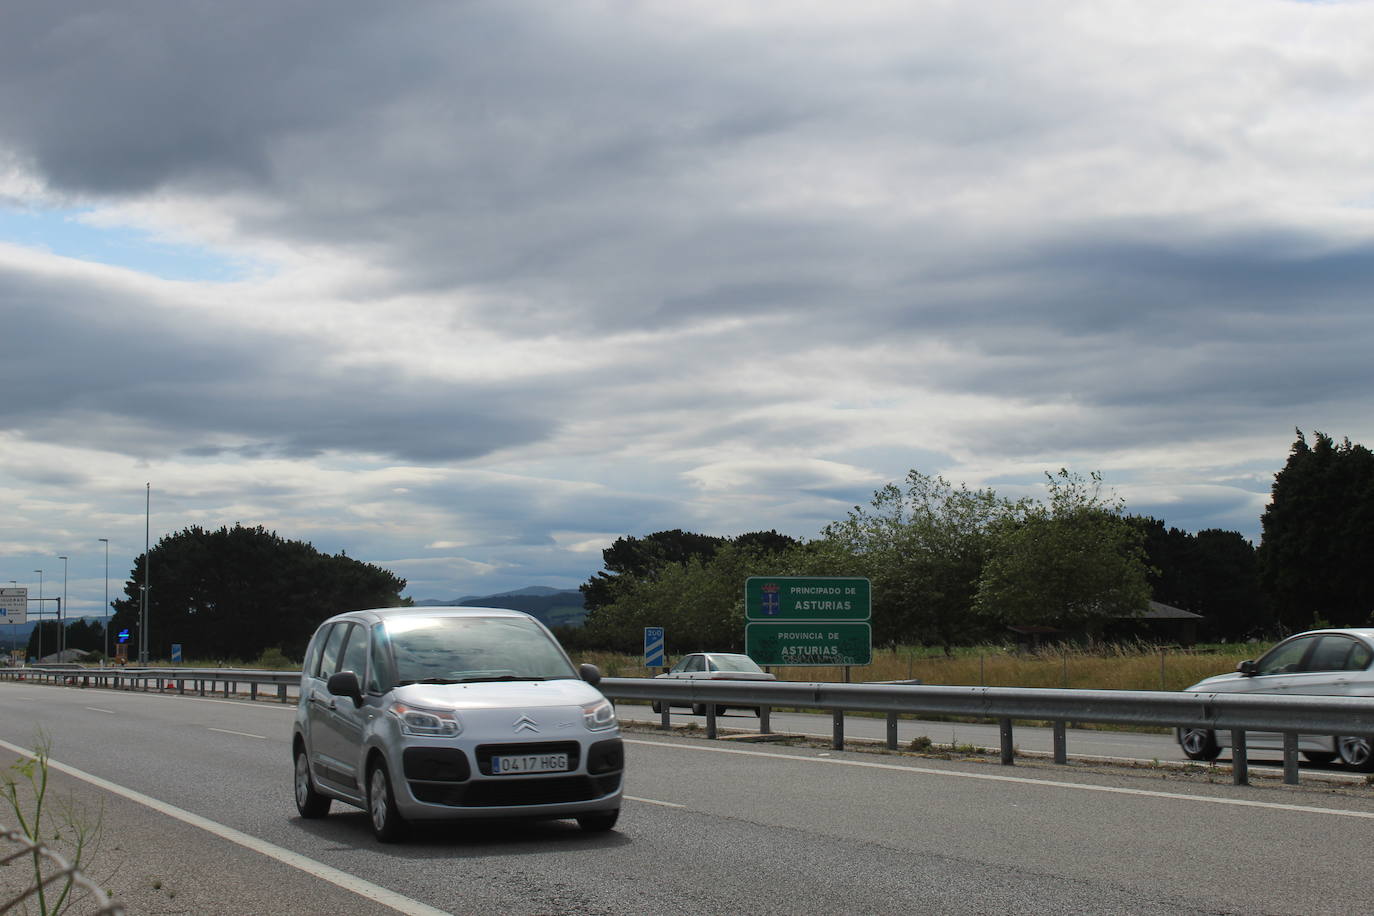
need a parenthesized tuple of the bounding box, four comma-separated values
(3, 0, 1373, 616)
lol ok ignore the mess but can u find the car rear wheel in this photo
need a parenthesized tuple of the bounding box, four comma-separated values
(368, 760, 408, 842)
(293, 748, 331, 818)
(692, 703, 706, 716)
(651, 701, 662, 714)
(1302, 750, 1337, 765)
(576, 809, 620, 833)
(1337, 736, 1374, 771)
(1179, 728, 1221, 761)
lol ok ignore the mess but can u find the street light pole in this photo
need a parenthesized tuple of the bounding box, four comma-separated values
(99, 538, 110, 660)
(57, 555, 68, 656)
(141, 482, 150, 665)
(32, 569, 42, 661)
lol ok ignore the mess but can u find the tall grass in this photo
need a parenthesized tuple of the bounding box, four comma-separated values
(574, 643, 1260, 692)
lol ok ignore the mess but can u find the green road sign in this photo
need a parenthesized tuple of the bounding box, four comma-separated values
(745, 577, 870, 621)
(746, 622, 873, 667)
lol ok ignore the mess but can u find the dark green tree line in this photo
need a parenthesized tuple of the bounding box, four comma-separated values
(108, 524, 406, 662)
(1259, 430, 1374, 630)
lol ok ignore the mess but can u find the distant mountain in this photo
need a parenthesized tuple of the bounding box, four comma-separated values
(411, 588, 587, 628)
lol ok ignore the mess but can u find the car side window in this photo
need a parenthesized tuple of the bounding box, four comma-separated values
(1307, 636, 1359, 672)
(368, 623, 394, 693)
(303, 625, 330, 678)
(669, 657, 688, 674)
(684, 655, 706, 673)
(317, 624, 348, 678)
(1255, 637, 1313, 675)
(338, 624, 369, 684)
(1348, 641, 1374, 671)
(707, 658, 720, 672)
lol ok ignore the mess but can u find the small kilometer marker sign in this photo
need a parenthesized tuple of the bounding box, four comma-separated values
(644, 627, 665, 668)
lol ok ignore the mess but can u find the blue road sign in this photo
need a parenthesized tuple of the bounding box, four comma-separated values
(644, 626, 665, 667)
(171, 644, 183, 663)
(117, 629, 130, 644)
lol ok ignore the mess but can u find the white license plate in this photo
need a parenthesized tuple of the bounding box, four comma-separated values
(492, 753, 569, 775)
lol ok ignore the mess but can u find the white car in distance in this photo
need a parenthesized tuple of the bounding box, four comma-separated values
(652, 652, 776, 716)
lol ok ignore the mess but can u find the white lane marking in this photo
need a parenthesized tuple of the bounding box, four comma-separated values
(84, 706, 117, 714)
(0, 738, 451, 916)
(624, 795, 686, 808)
(208, 727, 268, 739)
(625, 738, 1374, 821)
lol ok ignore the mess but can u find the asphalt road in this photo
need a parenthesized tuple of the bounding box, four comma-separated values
(4, 680, 1374, 915)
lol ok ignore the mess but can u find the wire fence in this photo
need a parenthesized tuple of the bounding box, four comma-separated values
(0, 824, 123, 916)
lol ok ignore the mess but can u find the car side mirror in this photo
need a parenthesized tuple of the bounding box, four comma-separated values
(1236, 660, 1257, 676)
(327, 670, 364, 707)
(578, 663, 602, 686)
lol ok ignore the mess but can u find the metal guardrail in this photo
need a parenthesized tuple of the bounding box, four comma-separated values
(598, 677, 1374, 787)
(6, 665, 1373, 787)
(0, 666, 299, 703)
(1, 823, 124, 915)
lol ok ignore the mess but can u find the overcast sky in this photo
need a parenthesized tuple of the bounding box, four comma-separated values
(4, 1, 1373, 616)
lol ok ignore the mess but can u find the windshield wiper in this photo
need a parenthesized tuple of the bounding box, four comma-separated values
(396, 677, 463, 686)
(453, 675, 547, 683)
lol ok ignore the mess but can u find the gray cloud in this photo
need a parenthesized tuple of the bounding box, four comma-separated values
(3, 2, 1374, 600)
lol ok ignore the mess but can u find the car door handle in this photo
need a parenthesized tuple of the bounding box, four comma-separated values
(310, 693, 337, 711)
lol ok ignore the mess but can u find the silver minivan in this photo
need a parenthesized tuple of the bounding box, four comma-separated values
(292, 606, 623, 841)
(1177, 628, 1374, 770)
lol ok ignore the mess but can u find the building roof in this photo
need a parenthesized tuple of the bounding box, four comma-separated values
(1141, 600, 1203, 620)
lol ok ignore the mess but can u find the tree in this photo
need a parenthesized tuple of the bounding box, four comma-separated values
(820, 471, 1026, 651)
(107, 524, 406, 662)
(580, 530, 728, 611)
(580, 529, 798, 616)
(1130, 517, 1269, 640)
(582, 538, 799, 653)
(1259, 430, 1374, 630)
(974, 470, 1151, 632)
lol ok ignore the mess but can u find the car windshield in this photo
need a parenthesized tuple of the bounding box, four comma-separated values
(381, 616, 578, 687)
(711, 655, 764, 674)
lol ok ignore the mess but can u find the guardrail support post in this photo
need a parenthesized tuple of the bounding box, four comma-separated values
(706, 703, 717, 739)
(1232, 729, 1249, 785)
(999, 717, 1014, 766)
(759, 707, 771, 734)
(1282, 732, 1299, 786)
(250, 683, 258, 701)
(832, 710, 844, 750)
(1053, 720, 1067, 765)
(886, 712, 898, 750)
(659, 703, 671, 729)
(278, 684, 288, 703)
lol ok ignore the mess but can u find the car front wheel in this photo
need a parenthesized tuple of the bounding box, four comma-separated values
(368, 760, 408, 842)
(1179, 728, 1221, 761)
(294, 749, 331, 818)
(1337, 736, 1374, 771)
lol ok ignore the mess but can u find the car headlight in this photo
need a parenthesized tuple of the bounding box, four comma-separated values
(582, 698, 617, 731)
(389, 702, 461, 737)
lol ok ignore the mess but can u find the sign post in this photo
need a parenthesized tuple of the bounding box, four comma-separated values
(745, 577, 872, 667)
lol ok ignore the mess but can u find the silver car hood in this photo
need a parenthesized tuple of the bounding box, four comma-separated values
(393, 678, 604, 710)
(1182, 672, 1249, 693)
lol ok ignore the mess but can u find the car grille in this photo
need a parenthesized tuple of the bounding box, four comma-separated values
(409, 773, 622, 808)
